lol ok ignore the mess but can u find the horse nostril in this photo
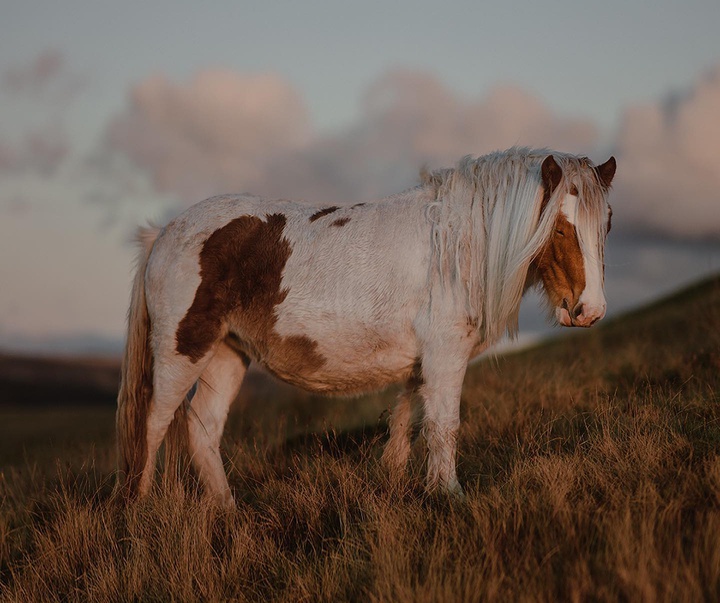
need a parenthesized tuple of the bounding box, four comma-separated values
(572, 303, 584, 319)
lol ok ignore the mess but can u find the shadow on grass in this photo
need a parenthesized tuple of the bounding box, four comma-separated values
(279, 422, 389, 459)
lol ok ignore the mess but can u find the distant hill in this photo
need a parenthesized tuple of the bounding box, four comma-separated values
(0, 354, 120, 406)
(0, 351, 301, 408)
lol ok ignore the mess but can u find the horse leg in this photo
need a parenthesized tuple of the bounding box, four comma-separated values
(381, 385, 416, 477)
(138, 347, 214, 498)
(187, 343, 247, 508)
(420, 350, 468, 495)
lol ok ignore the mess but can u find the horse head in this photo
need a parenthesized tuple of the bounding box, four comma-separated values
(532, 154, 616, 328)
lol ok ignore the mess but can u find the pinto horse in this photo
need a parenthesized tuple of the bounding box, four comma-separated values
(117, 147, 616, 506)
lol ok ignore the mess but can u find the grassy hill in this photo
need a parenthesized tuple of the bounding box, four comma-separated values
(1, 275, 719, 602)
(0, 354, 119, 407)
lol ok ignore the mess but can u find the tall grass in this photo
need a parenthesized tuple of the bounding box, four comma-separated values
(2, 276, 720, 601)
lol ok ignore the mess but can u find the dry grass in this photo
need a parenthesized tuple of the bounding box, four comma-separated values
(2, 276, 720, 602)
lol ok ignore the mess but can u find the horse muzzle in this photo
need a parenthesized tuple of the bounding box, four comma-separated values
(557, 299, 606, 328)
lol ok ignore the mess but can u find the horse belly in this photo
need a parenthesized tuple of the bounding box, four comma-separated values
(263, 327, 418, 396)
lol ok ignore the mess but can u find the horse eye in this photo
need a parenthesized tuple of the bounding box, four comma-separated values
(555, 228, 565, 237)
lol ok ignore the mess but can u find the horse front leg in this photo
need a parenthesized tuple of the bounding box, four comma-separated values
(420, 347, 469, 495)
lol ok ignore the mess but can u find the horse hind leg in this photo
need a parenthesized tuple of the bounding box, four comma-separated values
(381, 388, 415, 478)
(138, 346, 215, 498)
(186, 342, 247, 508)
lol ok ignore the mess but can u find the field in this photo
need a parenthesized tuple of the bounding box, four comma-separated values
(2, 276, 720, 602)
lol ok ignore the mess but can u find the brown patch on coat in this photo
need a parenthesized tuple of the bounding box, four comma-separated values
(531, 212, 586, 311)
(309, 206, 339, 222)
(175, 214, 325, 377)
(331, 217, 350, 227)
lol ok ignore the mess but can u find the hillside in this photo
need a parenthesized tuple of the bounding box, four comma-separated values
(1, 274, 719, 602)
(0, 354, 120, 406)
(0, 349, 329, 423)
(468, 272, 720, 402)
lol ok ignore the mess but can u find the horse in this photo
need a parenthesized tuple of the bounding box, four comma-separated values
(116, 146, 616, 506)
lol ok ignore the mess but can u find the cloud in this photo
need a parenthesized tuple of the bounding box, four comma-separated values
(104, 70, 311, 202)
(3, 49, 62, 93)
(361, 71, 597, 164)
(2, 48, 84, 102)
(100, 65, 719, 238)
(0, 128, 69, 176)
(259, 71, 599, 203)
(103, 68, 599, 205)
(0, 50, 85, 179)
(614, 66, 720, 239)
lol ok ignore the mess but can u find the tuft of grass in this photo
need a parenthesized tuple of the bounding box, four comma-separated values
(2, 275, 720, 601)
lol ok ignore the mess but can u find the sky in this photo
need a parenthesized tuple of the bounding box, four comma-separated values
(1, 0, 719, 355)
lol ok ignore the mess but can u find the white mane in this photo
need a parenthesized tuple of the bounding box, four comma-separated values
(423, 147, 608, 345)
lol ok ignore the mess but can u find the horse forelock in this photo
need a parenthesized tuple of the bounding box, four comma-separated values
(554, 155, 612, 267)
(423, 147, 610, 345)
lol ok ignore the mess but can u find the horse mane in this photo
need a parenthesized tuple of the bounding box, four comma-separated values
(422, 147, 610, 345)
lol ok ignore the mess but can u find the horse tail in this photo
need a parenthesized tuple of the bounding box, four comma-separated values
(116, 225, 161, 497)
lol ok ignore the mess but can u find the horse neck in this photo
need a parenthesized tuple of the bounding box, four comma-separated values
(423, 152, 561, 343)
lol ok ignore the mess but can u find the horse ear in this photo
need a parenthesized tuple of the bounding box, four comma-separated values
(595, 156, 616, 188)
(541, 155, 562, 193)
(541, 155, 562, 205)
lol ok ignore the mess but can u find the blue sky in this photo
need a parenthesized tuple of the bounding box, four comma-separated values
(1, 0, 719, 353)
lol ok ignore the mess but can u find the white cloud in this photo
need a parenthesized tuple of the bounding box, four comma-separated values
(3, 49, 63, 96)
(101, 65, 720, 238)
(104, 70, 310, 202)
(0, 49, 85, 180)
(0, 128, 68, 176)
(358, 71, 597, 166)
(103, 68, 599, 206)
(2, 48, 84, 103)
(266, 71, 598, 203)
(614, 66, 720, 238)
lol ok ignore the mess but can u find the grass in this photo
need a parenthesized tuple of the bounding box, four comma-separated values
(2, 275, 720, 601)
